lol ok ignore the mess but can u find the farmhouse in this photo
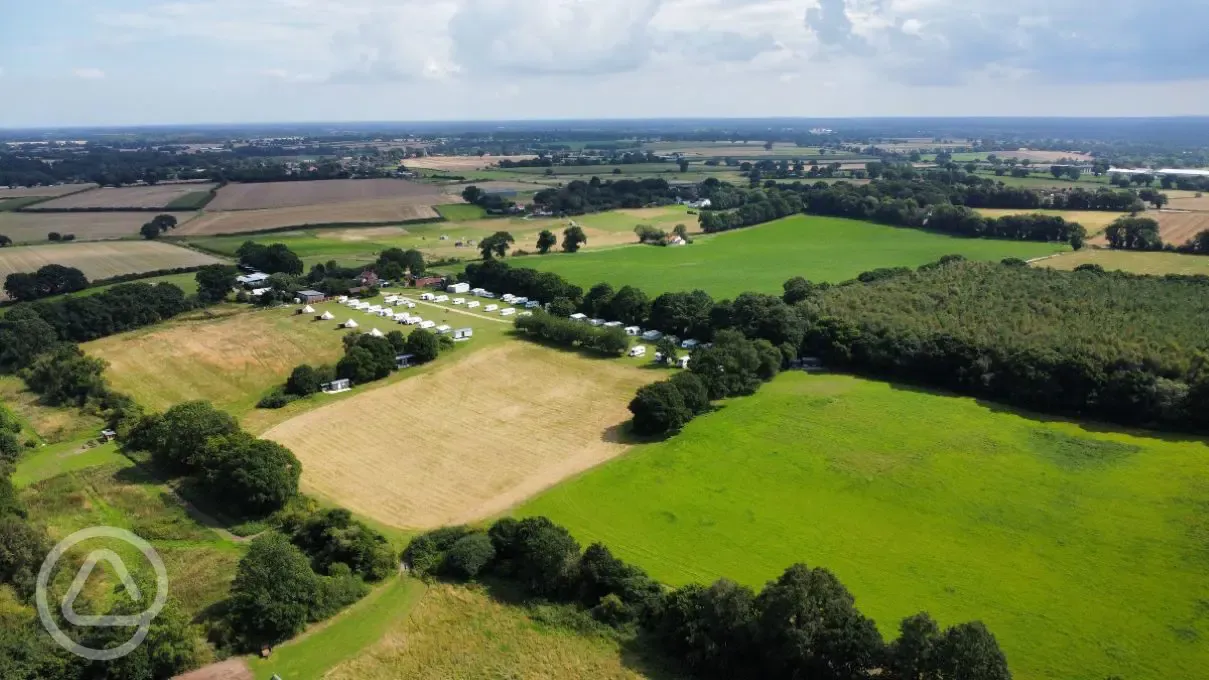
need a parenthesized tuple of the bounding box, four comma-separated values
(297, 289, 326, 303)
(410, 275, 445, 288)
(358, 271, 380, 288)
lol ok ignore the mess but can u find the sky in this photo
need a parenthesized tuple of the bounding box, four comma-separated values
(1, 0, 1207, 127)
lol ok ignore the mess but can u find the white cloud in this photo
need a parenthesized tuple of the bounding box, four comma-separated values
(72, 68, 105, 80)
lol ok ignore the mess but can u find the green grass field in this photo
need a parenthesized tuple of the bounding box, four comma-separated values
(1038, 248, 1209, 276)
(515, 215, 1067, 297)
(434, 203, 488, 221)
(520, 372, 1209, 680)
(164, 190, 214, 210)
(0, 196, 51, 212)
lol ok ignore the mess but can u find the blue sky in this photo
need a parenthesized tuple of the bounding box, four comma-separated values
(1, 0, 1207, 127)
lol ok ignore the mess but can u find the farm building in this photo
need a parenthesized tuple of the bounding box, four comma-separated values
(322, 378, 351, 394)
(447, 282, 470, 294)
(410, 275, 445, 288)
(236, 272, 269, 286)
(395, 353, 416, 369)
(297, 290, 325, 303)
(454, 328, 473, 341)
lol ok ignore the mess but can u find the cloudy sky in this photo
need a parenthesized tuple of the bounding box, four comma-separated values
(0, 0, 1206, 127)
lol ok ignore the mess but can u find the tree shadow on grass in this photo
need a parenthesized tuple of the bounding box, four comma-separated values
(882, 377, 1209, 445)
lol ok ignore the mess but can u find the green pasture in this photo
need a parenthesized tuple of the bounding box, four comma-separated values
(0, 196, 51, 212)
(434, 203, 488, 221)
(519, 371, 1209, 680)
(165, 190, 214, 210)
(515, 215, 1067, 297)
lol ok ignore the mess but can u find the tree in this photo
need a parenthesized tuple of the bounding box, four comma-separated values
(581, 282, 615, 317)
(548, 297, 576, 317)
(0, 516, 51, 598)
(669, 371, 710, 414)
(629, 381, 692, 435)
(562, 225, 587, 253)
(656, 579, 758, 678)
(763, 141, 774, 151)
(0, 235, 11, 247)
(134, 400, 238, 471)
(227, 533, 320, 648)
(933, 621, 1011, 680)
(152, 214, 178, 232)
(503, 517, 580, 598)
(479, 231, 515, 259)
(678, 159, 690, 173)
(887, 612, 941, 680)
(80, 600, 201, 680)
(536, 229, 557, 254)
(195, 264, 237, 304)
(47, 232, 61, 242)
(0, 312, 59, 370)
(286, 364, 323, 396)
(461, 185, 484, 204)
(655, 336, 679, 364)
(755, 563, 884, 679)
(782, 276, 817, 304)
(673, 223, 690, 241)
(282, 507, 394, 580)
(607, 285, 650, 326)
(378, 247, 425, 276)
(18, 345, 107, 407)
(337, 346, 377, 384)
(405, 328, 440, 363)
(2, 274, 37, 302)
(442, 533, 495, 580)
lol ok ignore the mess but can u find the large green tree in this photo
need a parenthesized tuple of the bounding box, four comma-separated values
(536, 230, 557, 254)
(227, 533, 320, 648)
(562, 225, 587, 253)
(195, 264, 237, 304)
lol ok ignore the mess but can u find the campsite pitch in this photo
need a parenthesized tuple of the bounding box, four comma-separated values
(519, 371, 1209, 680)
(262, 342, 657, 530)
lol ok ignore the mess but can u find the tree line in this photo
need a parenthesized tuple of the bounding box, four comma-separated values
(532, 177, 686, 214)
(403, 515, 1011, 680)
(513, 311, 630, 355)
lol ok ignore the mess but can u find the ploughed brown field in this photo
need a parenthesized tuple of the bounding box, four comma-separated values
(1154, 211, 1209, 245)
(26, 183, 216, 210)
(206, 179, 444, 211)
(174, 201, 440, 236)
(0, 211, 197, 243)
(0, 183, 97, 199)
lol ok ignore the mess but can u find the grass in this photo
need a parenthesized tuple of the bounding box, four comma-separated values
(12, 441, 129, 488)
(0, 241, 221, 285)
(518, 372, 1209, 680)
(1037, 248, 1209, 276)
(325, 582, 661, 680)
(0, 196, 51, 212)
(250, 576, 427, 680)
(0, 375, 104, 444)
(21, 462, 245, 623)
(434, 203, 487, 220)
(515, 215, 1067, 297)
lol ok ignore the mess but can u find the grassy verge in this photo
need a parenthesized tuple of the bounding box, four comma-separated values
(250, 576, 426, 680)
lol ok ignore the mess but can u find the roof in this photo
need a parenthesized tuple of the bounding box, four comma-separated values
(237, 272, 270, 284)
(298, 289, 324, 297)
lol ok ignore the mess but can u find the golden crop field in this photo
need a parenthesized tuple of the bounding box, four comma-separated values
(1037, 249, 1209, 276)
(263, 342, 657, 530)
(975, 208, 1128, 236)
(0, 241, 220, 284)
(406, 155, 539, 171)
(1154, 210, 1209, 245)
(0, 183, 96, 199)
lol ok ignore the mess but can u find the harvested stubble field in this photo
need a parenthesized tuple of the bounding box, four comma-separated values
(1164, 191, 1209, 212)
(1154, 210, 1209, 244)
(0, 241, 220, 284)
(521, 371, 1209, 680)
(326, 583, 654, 680)
(405, 155, 538, 171)
(0, 183, 96, 199)
(175, 200, 439, 236)
(26, 183, 216, 210)
(263, 342, 657, 530)
(85, 308, 349, 414)
(0, 211, 196, 243)
(1037, 248, 1209, 276)
(207, 178, 444, 211)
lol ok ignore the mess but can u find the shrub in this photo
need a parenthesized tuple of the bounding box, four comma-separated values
(257, 388, 296, 409)
(629, 381, 692, 436)
(402, 526, 477, 577)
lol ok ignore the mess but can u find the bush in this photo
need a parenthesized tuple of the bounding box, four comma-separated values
(280, 507, 395, 581)
(628, 381, 692, 436)
(285, 364, 323, 397)
(257, 388, 296, 409)
(442, 533, 496, 580)
(402, 526, 477, 577)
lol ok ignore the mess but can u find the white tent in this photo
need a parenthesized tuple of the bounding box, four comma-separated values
(343, 319, 360, 329)
(301, 305, 316, 314)
(319, 311, 335, 320)
(367, 328, 385, 337)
